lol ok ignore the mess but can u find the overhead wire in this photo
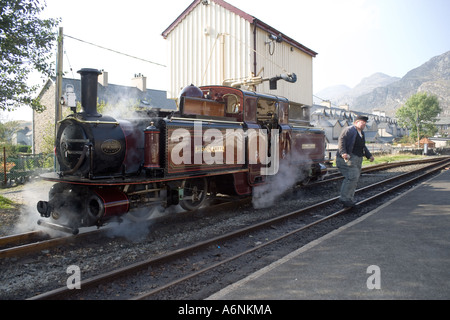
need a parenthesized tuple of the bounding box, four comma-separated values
(64, 34, 167, 68)
(63, 33, 289, 82)
(313, 94, 342, 108)
(64, 49, 75, 79)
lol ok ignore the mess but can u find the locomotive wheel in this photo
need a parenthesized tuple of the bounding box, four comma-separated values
(298, 167, 312, 186)
(180, 178, 208, 211)
(299, 177, 310, 186)
(126, 205, 161, 222)
(126, 183, 162, 221)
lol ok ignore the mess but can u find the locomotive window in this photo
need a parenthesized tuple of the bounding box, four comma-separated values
(224, 94, 240, 114)
(289, 103, 311, 125)
(257, 98, 277, 119)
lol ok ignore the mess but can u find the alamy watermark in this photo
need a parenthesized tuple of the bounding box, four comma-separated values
(366, 265, 381, 290)
(67, 265, 81, 289)
(170, 122, 280, 175)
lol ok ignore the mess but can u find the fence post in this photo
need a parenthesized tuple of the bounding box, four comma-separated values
(3, 147, 6, 185)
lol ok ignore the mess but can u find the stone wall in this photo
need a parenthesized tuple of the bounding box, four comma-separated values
(33, 82, 56, 154)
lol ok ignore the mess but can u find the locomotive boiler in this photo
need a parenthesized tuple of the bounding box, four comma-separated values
(37, 68, 327, 234)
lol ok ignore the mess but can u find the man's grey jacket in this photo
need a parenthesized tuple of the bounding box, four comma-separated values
(337, 125, 373, 159)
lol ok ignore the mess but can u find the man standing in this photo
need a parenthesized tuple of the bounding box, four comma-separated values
(336, 115, 374, 207)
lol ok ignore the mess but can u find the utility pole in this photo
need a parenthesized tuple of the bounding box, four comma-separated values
(55, 27, 63, 126)
(416, 109, 420, 151)
(55, 27, 63, 170)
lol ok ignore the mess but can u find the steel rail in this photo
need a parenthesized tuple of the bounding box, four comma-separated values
(132, 157, 450, 299)
(320, 156, 448, 182)
(2, 156, 443, 254)
(0, 231, 45, 248)
(27, 157, 450, 300)
(0, 229, 100, 259)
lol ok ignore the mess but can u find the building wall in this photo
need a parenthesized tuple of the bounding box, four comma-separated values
(165, 1, 253, 99)
(254, 27, 313, 105)
(165, 1, 314, 107)
(33, 82, 57, 154)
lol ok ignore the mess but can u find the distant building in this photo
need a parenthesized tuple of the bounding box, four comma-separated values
(33, 73, 176, 154)
(418, 138, 435, 148)
(435, 117, 450, 137)
(310, 102, 405, 152)
(12, 125, 32, 146)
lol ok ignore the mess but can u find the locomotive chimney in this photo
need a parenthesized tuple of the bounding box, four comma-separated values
(77, 68, 102, 117)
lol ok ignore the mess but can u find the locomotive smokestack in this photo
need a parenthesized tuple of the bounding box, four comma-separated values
(77, 68, 102, 117)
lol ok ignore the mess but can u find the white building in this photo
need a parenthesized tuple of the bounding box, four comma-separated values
(162, 0, 317, 108)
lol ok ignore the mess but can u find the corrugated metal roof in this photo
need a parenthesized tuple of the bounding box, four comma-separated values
(162, 0, 254, 39)
(161, 0, 317, 58)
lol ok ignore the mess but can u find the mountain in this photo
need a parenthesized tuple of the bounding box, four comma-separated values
(352, 73, 401, 97)
(315, 51, 450, 118)
(314, 73, 400, 106)
(314, 84, 351, 103)
(353, 51, 450, 116)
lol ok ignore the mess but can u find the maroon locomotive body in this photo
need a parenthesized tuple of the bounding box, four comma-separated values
(37, 69, 326, 234)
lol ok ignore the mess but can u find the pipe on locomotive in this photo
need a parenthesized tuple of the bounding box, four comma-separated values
(222, 72, 297, 90)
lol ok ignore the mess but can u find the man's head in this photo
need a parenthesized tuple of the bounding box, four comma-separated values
(354, 115, 368, 130)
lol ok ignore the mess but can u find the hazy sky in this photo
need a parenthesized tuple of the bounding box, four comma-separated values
(5, 0, 449, 120)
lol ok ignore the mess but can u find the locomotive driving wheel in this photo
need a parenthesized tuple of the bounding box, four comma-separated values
(180, 178, 208, 211)
(127, 205, 161, 222)
(126, 183, 162, 222)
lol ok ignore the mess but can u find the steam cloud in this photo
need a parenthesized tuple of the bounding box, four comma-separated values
(252, 150, 307, 209)
(105, 205, 184, 242)
(12, 179, 64, 237)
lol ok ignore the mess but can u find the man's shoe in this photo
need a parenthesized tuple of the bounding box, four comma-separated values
(340, 200, 356, 208)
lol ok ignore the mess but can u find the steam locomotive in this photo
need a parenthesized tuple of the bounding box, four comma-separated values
(37, 68, 326, 234)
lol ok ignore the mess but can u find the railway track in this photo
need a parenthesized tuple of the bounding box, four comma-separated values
(26, 156, 450, 300)
(0, 231, 50, 257)
(0, 196, 248, 260)
(318, 156, 446, 183)
(0, 229, 103, 259)
(0, 157, 444, 260)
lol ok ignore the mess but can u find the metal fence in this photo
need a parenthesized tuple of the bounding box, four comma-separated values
(1, 148, 54, 187)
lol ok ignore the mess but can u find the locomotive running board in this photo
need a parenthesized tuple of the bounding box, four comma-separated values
(37, 219, 79, 235)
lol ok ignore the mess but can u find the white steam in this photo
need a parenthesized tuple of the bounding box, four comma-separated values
(252, 151, 307, 209)
(104, 205, 184, 242)
(99, 92, 159, 120)
(12, 180, 65, 237)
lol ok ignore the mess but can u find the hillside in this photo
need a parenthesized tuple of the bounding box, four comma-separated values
(315, 73, 400, 106)
(314, 85, 351, 103)
(315, 50, 450, 117)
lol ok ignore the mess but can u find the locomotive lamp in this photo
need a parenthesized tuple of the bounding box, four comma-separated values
(62, 84, 77, 113)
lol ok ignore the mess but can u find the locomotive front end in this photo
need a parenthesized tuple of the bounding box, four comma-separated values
(55, 68, 143, 178)
(37, 68, 145, 233)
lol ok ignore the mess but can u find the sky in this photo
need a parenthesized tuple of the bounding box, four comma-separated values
(4, 0, 449, 121)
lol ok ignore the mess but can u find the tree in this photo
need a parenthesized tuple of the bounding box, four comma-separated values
(396, 92, 441, 144)
(0, 0, 60, 112)
(0, 120, 21, 143)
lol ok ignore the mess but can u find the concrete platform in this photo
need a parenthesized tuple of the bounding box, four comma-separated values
(207, 168, 450, 300)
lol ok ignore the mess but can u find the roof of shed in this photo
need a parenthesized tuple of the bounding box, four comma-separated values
(161, 0, 318, 57)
